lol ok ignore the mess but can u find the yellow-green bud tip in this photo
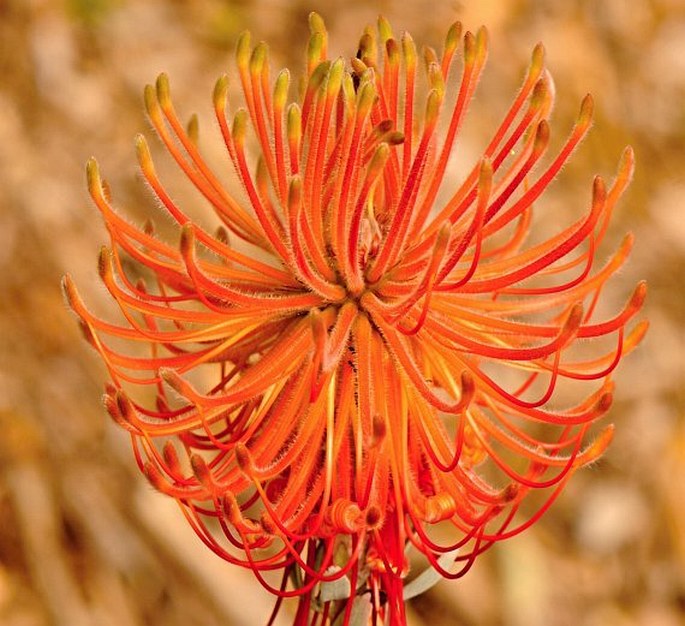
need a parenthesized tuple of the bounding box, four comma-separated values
(213, 74, 229, 110)
(155, 72, 171, 108)
(308, 12, 326, 35)
(236, 31, 252, 68)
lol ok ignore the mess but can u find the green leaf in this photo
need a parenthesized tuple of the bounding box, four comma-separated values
(320, 566, 351, 602)
(402, 549, 459, 600)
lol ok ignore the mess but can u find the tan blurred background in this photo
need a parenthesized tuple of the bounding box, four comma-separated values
(0, 0, 683, 625)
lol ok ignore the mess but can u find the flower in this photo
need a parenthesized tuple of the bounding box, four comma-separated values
(64, 13, 646, 626)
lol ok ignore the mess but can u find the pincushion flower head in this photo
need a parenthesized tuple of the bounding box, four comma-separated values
(64, 13, 646, 626)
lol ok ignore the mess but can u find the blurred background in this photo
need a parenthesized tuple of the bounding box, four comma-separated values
(0, 0, 683, 624)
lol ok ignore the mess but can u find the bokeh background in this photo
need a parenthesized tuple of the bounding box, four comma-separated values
(0, 0, 683, 625)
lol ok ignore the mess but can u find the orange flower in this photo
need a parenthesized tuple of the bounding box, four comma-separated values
(64, 14, 646, 626)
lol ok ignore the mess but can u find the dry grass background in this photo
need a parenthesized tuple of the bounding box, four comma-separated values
(0, 0, 683, 625)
